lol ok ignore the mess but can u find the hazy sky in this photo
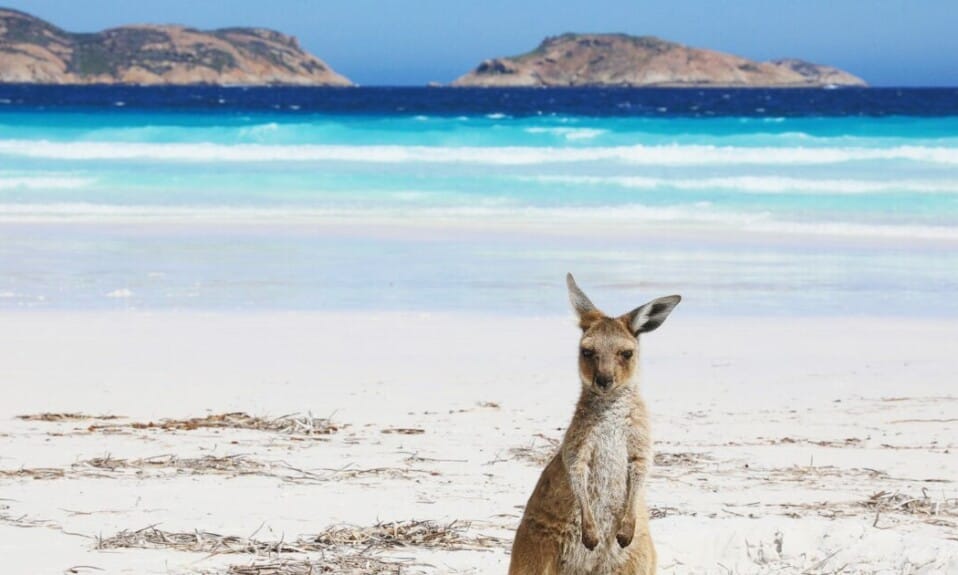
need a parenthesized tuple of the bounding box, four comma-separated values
(6, 0, 956, 86)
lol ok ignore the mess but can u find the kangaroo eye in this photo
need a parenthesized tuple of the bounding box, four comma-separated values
(620, 350, 634, 359)
(581, 348, 595, 358)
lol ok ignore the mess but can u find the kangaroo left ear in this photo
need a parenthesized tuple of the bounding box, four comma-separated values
(620, 295, 681, 335)
(567, 273, 605, 329)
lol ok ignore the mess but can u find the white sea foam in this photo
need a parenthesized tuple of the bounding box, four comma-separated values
(530, 175, 958, 194)
(524, 127, 608, 140)
(2, 202, 956, 241)
(237, 123, 280, 138)
(1, 140, 956, 166)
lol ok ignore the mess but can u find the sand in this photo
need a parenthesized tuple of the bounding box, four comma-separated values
(0, 312, 955, 574)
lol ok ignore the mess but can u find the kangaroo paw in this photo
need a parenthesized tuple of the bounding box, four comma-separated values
(581, 525, 599, 550)
(615, 519, 635, 548)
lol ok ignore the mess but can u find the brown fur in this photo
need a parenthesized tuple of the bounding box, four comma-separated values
(508, 275, 680, 575)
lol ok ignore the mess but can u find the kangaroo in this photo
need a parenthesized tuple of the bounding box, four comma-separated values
(508, 274, 680, 575)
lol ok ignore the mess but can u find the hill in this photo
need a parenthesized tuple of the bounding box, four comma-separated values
(0, 7, 351, 85)
(453, 34, 866, 88)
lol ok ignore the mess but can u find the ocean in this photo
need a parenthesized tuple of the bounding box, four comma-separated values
(1, 86, 956, 315)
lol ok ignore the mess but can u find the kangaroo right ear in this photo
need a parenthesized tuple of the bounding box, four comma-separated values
(621, 295, 682, 335)
(567, 273, 602, 329)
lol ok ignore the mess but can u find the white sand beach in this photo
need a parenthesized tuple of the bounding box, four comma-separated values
(1, 312, 955, 574)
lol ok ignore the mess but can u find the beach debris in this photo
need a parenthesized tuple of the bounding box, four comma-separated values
(86, 412, 341, 437)
(16, 413, 122, 422)
(768, 436, 863, 448)
(308, 465, 438, 482)
(507, 434, 560, 466)
(0, 454, 436, 485)
(767, 465, 889, 484)
(224, 556, 407, 575)
(96, 526, 296, 554)
(864, 488, 957, 519)
(0, 467, 67, 480)
(1, 455, 273, 481)
(653, 451, 712, 467)
(649, 506, 681, 519)
(381, 428, 425, 435)
(79, 454, 268, 476)
(96, 519, 505, 556)
(309, 519, 504, 550)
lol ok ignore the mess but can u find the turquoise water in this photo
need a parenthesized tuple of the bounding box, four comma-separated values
(1, 108, 957, 315)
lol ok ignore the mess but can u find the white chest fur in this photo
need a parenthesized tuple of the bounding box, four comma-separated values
(560, 397, 636, 573)
(586, 402, 631, 531)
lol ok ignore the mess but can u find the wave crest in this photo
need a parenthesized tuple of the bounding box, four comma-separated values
(1, 140, 957, 166)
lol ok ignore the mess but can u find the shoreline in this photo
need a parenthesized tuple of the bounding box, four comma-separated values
(3, 214, 958, 249)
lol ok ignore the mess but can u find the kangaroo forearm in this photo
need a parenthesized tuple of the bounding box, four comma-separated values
(623, 457, 647, 511)
(562, 450, 592, 509)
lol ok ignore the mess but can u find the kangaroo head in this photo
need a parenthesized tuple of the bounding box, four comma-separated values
(566, 273, 681, 394)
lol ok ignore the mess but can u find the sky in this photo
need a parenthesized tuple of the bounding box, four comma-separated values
(5, 0, 956, 86)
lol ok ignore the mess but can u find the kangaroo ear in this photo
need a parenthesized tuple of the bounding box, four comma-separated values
(566, 273, 601, 328)
(620, 295, 681, 335)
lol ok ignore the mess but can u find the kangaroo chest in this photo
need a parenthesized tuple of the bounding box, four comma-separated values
(559, 402, 639, 574)
(585, 410, 631, 527)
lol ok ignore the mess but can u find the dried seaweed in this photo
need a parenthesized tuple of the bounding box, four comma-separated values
(17, 413, 121, 422)
(87, 412, 340, 438)
(0, 454, 435, 485)
(507, 434, 560, 466)
(97, 519, 504, 556)
(79, 454, 267, 475)
(98, 521, 500, 575)
(653, 452, 711, 467)
(863, 489, 957, 518)
(381, 428, 425, 435)
(0, 467, 67, 480)
(224, 556, 407, 575)
(309, 519, 503, 550)
(96, 526, 294, 554)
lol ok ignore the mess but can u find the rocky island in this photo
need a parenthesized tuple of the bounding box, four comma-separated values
(0, 8, 351, 85)
(453, 33, 866, 88)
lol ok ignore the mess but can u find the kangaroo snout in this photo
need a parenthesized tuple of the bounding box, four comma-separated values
(594, 373, 614, 390)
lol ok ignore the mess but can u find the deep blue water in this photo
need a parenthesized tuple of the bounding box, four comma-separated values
(0, 86, 956, 315)
(2, 85, 958, 117)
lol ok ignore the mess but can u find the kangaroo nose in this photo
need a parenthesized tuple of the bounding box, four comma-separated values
(595, 375, 613, 390)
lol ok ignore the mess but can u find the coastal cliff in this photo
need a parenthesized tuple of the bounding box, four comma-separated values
(453, 34, 866, 88)
(0, 8, 351, 86)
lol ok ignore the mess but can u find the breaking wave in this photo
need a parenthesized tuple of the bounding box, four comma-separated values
(1, 140, 957, 166)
